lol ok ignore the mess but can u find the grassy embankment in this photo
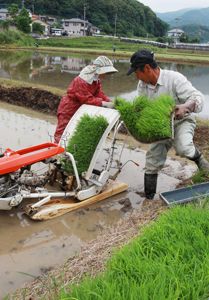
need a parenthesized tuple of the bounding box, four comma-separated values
(0, 29, 35, 47)
(2, 32, 209, 65)
(34, 37, 209, 65)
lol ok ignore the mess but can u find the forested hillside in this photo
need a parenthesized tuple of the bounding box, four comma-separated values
(0, 0, 169, 37)
(180, 24, 209, 43)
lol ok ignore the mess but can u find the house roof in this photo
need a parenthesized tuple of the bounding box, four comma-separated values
(167, 29, 184, 33)
(32, 19, 50, 26)
(32, 14, 39, 20)
(62, 18, 89, 23)
(0, 8, 8, 13)
(91, 25, 100, 30)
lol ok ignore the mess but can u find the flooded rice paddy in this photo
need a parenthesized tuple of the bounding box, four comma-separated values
(0, 103, 197, 297)
(0, 50, 209, 119)
(0, 50, 207, 297)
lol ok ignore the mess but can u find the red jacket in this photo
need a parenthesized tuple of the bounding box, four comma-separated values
(54, 76, 110, 143)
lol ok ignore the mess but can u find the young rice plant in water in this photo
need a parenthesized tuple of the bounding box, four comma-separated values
(62, 114, 109, 175)
(115, 94, 175, 142)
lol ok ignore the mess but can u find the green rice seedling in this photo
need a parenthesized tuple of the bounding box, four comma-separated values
(62, 114, 109, 175)
(60, 202, 209, 300)
(115, 94, 175, 143)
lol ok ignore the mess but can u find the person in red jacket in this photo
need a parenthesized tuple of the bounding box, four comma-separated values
(54, 56, 118, 144)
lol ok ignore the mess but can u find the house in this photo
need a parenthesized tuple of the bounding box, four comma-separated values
(90, 25, 100, 36)
(0, 8, 32, 19)
(62, 18, 90, 36)
(32, 17, 50, 36)
(31, 14, 39, 21)
(47, 17, 57, 26)
(167, 29, 185, 42)
(0, 8, 9, 19)
(39, 15, 47, 23)
(25, 9, 32, 18)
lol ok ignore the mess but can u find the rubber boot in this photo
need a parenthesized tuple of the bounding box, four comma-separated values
(144, 173, 158, 200)
(189, 147, 209, 171)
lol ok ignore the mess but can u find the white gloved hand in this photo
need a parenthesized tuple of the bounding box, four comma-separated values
(102, 101, 115, 109)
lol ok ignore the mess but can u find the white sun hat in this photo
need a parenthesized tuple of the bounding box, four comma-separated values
(79, 56, 118, 84)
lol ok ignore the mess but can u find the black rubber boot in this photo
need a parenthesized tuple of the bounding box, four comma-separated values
(189, 147, 209, 171)
(144, 173, 158, 200)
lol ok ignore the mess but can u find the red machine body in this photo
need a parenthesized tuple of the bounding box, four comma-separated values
(0, 143, 65, 175)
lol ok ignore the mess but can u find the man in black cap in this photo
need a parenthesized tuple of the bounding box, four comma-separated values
(127, 49, 207, 200)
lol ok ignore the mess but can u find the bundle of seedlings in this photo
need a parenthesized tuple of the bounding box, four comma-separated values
(62, 114, 109, 175)
(115, 94, 176, 143)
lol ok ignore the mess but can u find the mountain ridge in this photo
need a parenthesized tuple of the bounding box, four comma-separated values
(155, 7, 209, 27)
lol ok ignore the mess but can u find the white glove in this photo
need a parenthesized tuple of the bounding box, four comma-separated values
(102, 101, 115, 109)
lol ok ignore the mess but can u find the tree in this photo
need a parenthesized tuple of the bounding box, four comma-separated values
(16, 7, 31, 33)
(167, 37, 174, 45)
(156, 37, 166, 43)
(179, 33, 190, 43)
(32, 22, 45, 35)
(1, 19, 12, 30)
(8, 3, 19, 24)
(55, 21, 63, 28)
(191, 37, 200, 43)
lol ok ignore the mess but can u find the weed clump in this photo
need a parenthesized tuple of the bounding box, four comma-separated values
(62, 114, 109, 175)
(115, 94, 175, 142)
(192, 168, 209, 184)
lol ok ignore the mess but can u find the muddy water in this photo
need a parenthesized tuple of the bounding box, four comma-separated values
(0, 103, 196, 298)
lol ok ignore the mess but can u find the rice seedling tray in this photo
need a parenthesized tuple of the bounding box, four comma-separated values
(125, 112, 174, 144)
(115, 95, 175, 144)
(159, 182, 209, 207)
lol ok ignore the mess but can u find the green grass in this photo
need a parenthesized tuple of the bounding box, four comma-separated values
(0, 29, 35, 47)
(62, 114, 109, 175)
(59, 201, 209, 300)
(191, 169, 209, 184)
(115, 94, 175, 142)
(37, 36, 161, 52)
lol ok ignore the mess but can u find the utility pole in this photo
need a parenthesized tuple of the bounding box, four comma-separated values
(32, 4, 34, 14)
(114, 14, 117, 37)
(198, 22, 201, 40)
(175, 18, 181, 45)
(132, 25, 134, 37)
(84, 4, 86, 37)
(22, 0, 24, 8)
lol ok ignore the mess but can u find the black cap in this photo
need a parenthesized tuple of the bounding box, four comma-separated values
(126, 50, 155, 76)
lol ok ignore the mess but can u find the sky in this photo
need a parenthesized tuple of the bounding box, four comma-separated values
(138, 0, 209, 13)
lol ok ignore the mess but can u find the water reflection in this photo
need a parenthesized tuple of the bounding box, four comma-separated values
(0, 50, 208, 118)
